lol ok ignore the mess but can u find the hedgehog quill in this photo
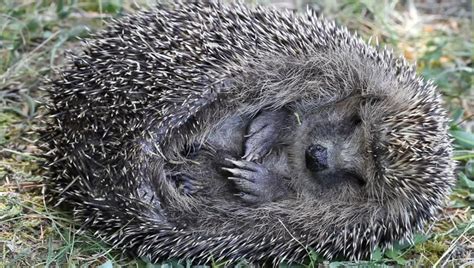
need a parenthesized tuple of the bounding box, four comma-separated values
(42, 1, 455, 264)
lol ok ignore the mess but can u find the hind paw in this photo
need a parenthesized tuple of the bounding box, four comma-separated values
(170, 173, 204, 195)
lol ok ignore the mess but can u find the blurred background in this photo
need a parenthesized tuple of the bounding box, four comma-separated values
(1, 0, 472, 267)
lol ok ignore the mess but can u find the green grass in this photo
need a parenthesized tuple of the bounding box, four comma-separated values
(1, 0, 472, 267)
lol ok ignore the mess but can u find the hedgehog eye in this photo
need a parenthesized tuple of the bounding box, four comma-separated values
(338, 115, 362, 135)
(334, 169, 366, 187)
(349, 172, 366, 186)
(351, 115, 362, 126)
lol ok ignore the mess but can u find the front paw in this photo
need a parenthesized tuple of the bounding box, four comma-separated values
(243, 110, 287, 161)
(223, 159, 289, 204)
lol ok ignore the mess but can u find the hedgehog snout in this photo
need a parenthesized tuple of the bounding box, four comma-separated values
(305, 144, 328, 172)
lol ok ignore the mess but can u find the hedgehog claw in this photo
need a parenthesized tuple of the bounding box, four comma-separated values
(223, 168, 256, 182)
(225, 159, 261, 171)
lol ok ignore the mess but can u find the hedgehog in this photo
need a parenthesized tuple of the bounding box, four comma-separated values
(42, 1, 456, 265)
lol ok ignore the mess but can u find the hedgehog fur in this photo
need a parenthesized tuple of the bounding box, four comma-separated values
(42, 1, 455, 265)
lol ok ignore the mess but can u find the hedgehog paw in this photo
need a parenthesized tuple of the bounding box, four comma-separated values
(223, 159, 288, 204)
(171, 173, 204, 195)
(243, 110, 286, 161)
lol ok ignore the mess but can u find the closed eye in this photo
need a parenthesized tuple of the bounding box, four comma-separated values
(337, 115, 362, 136)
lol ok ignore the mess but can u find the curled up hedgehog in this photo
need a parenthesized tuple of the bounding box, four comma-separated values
(42, 1, 456, 264)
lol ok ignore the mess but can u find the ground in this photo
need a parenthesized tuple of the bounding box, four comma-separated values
(0, 0, 472, 267)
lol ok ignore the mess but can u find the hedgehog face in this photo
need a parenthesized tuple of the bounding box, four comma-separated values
(291, 103, 369, 195)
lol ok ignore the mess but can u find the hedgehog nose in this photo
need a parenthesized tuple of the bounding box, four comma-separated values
(306, 144, 328, 172)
